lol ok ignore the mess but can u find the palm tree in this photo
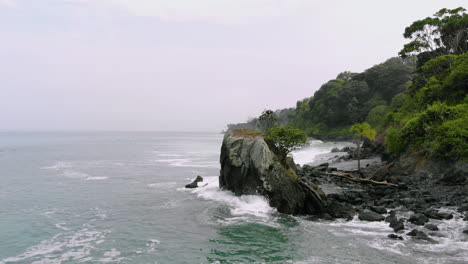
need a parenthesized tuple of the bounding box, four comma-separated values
(350, 122, 377, 171)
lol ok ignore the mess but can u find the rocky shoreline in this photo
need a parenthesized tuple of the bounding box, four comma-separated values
(298, 147, 468, 242)
(216, 130, 468, 242)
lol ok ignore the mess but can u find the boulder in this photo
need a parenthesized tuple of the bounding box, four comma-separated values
(389, 219, 405, 233)
(409, 213, 429, 225)
(331, 148, 340, 153)
(424, 209, 453, 220)
(185, 176, 203, 188)
(219, 130, 327, 215)
(370, 206, 387, 214)
(440, 163, 468, 184)
(358, 210, 385, 221)
(407, 229, 437, 243)
(424, 224, 439, 231)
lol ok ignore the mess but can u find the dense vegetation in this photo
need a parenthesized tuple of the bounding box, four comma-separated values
(385, 7, 468, 161)
(288, 57, 415, 137)
(227, 7, 467, 162)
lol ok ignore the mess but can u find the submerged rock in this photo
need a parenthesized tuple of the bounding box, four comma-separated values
(388, 234, 404, 240)
(407, 229, 436, 243)
(185, 176, 203, 188)
(219, 130, 326, 215)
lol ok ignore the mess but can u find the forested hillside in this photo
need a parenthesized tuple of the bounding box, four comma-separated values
(227, 7, 468, 161)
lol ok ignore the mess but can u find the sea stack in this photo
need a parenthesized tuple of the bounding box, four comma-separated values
(219, 129, 325, 215)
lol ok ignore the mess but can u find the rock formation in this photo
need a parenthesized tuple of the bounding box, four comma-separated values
(219, 130, 326, 215)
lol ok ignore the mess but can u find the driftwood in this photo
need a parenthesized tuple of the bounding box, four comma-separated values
(325, 172, 398, 187)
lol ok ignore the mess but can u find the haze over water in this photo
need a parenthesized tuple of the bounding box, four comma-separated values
(1, 132, 466, 263)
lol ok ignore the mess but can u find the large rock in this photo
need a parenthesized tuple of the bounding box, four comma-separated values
(185, 176, 203, 188)
(219, 130, 326, 215)
(358, 210, 385, 221)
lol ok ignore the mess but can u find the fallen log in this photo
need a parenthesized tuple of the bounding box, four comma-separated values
(324, 172, 398, 187)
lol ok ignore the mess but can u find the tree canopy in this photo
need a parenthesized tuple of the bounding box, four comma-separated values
(399, 7, 468, 65)
(265, 126, 308, 160)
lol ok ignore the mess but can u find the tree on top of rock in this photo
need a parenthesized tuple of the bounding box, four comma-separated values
(264, 126, 308, 162)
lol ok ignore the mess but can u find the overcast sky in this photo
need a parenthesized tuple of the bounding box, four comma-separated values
(0, 0, 465, 131)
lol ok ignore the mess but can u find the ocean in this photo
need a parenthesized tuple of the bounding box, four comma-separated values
(0, 132, 466, 263)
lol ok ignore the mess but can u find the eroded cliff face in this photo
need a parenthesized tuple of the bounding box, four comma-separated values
(219, 130, 325, 215)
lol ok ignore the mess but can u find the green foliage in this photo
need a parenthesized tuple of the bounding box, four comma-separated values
(386, 128, 404, 154)
(398, 102, 468, 160)
(349, 122, 377, 171)
(265, 126, 308, 159)
(349, 122, 377, 141)
(385, 51, 468, 161)
(390, 93, 408, 109)
(366, 105, 391, 131)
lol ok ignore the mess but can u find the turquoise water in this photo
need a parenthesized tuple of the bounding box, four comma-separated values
(1, 132, 467, 264)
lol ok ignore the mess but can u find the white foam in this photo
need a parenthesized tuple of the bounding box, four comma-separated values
(154, 152, 184, 157)
(146, 239, 160, 253)
(54, 223, 69, 231)
(85, 176, 108, 181)
(98, 248, 123, 263)
(148, 182, 177, 188)
(188, 176, 274, 219)
(0, 229, 107, 264)
(314, 208, 468, 263)
(0, 208, 114, 264)
(291, 140, 353, 165)
(61, 170, 90, 179)
(41, 161, 73, 170)
(154, 158, 219, 168)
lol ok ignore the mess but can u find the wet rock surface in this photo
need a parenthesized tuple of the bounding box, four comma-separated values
(185, 175, 204, 188)
(297, 149, 468, 243)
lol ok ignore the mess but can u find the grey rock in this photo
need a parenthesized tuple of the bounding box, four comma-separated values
(407, 229, 436, 243)
(185, 175, 203, 188)
(370, 206, 387, 214)
(358, 210, 385, 221)
(389, 219, 405, 233)
(425, 224, 439, 231)
(409, 213, 429, 225)
(388, 234, 403, 240)
(219, 130, 326, 215)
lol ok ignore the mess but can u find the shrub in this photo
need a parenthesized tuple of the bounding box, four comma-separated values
(265, 126, 308, 160)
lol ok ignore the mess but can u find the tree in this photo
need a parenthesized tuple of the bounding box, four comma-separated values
(349, 122, 377, 171)
(257, 109, 277, 132)
(399, 7, 468, 64)
(264, 126, 308, 161)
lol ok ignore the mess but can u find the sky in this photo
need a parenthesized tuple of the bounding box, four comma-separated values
(0, 0, 465, 131)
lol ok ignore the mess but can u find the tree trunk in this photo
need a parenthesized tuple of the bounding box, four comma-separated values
(357, 137, 361, 171)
